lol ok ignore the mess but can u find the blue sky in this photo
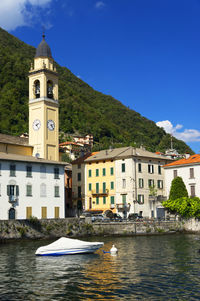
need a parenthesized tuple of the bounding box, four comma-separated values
(0, 0, 200, 152)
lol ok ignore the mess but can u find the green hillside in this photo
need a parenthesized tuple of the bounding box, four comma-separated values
(0, 27, 193, 154)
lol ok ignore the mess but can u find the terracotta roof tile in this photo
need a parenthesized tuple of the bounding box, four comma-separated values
(164, 154, 200, 167)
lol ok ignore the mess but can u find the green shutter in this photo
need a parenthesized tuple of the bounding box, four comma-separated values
(110, 182, 114, 190)
(110, 167, 114, 175)
(111, 196, 115, 204)
(96, 183, 99, 193)
(103, 182, 106, 193)
(96, 169, 99, 177)
(96, 197, 99, 204)
(103, 168, 106, 176)
(103, 196, 106, 204)
(89, 183, 92, 191)
(89, 170, 92, 177)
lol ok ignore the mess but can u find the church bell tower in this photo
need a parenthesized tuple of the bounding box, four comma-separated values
(29, 34, 59, 161)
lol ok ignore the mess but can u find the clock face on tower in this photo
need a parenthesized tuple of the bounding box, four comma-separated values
(47, 119, 55, 131)
(32, 119, 41, 131)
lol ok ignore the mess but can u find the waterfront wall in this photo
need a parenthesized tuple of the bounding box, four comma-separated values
(183, 218, 200, 232)
(0, 218, 184, 241)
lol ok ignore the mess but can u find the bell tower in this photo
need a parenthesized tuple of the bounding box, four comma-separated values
(28, 34, 59, 161)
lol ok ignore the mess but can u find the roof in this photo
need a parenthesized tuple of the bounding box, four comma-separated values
(164, 154, 200, 168)
(71, 152, 98, 165)
(0, 133, 31, 147)
(0, 152, 67, 166)
(59, 141, 82, 146)
(85, 146, 171, 162)
(35, 35, 52, 59)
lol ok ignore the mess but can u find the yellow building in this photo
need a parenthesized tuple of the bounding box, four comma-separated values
(85, 153, 116, 214)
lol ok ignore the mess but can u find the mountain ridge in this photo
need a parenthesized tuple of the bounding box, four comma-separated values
(0, 27, 193, 154)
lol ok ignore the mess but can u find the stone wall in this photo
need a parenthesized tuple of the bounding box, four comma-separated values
(183, 218, 200, 232)
(0, 218, 183, 241)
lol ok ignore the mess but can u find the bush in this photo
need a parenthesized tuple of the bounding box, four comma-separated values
(163, 197, 200, 218)
(169, 177, 188, 200)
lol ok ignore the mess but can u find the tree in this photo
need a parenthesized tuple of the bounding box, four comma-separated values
(169, 177, 188, 200)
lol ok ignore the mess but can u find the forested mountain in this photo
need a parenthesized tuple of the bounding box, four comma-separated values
(0, 27, 193, 154)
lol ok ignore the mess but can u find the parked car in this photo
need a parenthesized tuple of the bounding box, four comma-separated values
(128, 213, 143, 221)
(112, 213, 123, 221)
(91, 214, 105, 222)
(79, 211, 92, 218)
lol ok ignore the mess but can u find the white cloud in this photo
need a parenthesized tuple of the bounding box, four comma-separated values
(0, 0, 52, 31)
(156, 120, 200, 142)
(95, 1, 105, 9)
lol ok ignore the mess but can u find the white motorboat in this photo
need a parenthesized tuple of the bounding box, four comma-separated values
(35, 237, 104, 256)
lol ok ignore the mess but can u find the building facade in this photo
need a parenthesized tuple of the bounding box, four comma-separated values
(164, 154, 200, 198)
(0, 153, 65, 220)
(83, 147, 173, 218)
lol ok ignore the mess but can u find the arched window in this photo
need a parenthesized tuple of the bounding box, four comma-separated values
(47, 80, 53, 99)
(34, 80, 40, 98)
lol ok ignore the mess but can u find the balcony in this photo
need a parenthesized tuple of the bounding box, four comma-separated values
(8, 195, 18, 204)
(92, 189, 109, 197)
(116, 203, 130, 210)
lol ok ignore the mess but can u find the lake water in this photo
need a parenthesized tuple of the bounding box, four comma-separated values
(1, 234, 200, 300)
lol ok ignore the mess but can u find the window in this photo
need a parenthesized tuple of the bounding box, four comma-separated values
(190, 168, 194, 179)
(26, 166, 32, 178)
(96, 197, 99, 205)
(122, 194, 126, 204)
(54, 167, 59, 179)
(96, 183, 99, 193)
(78, 186, 81, 198)
(139, 178, 144, 188)
(54, 186, 60, 197)
(122, 163, 125, 173)
(40, 183, 46, 197)
(89, 183, 92, 191)
(173, 170, 177, 178)
(7, 185, 19, 197)
(103, 182, 106, 193)
(111, 196, 115, 204)
(110, 181, 114, 190)
(78, 164, 81, 169)
(103, 196, 106, 204)
(88, 169, 92, 177)
(41, 207, 47, 219)
(96, 169, 99, 177)
(138, 163, 142, 173)
(158, 165, 162, 175)
(148, 164, 154, 174)
(26, 185, 32, 196)
(102, 168, 106, 176)
(26, 207, 32, 219)
(138, 195, 144, 204)
(191, 185, 195, 197)
(148, 179, 154, 188)
(157, 180, 163, 189)
(110, 167, 114, 175)
(40, 166, 46, 178)
(55, 207, 60, 218)
(77, 173, 81, 181)
(122, 179, 126, 188)
(10, 164, 16, 177)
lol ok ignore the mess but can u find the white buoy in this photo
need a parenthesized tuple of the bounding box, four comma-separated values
(110, 244, 118, 255)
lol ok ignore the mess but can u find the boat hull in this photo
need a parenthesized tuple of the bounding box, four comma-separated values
(35, 237, 104, 256)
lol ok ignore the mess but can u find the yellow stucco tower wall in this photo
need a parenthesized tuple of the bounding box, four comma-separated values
(28, 36, 59, 161)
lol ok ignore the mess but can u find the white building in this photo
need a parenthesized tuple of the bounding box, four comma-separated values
(0, 152, 65, 220)
(164, 154, 200, 198)
(114, 147, 173, 218)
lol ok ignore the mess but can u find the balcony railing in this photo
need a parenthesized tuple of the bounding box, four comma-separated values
(149, 195, 167, 202)
(92, 189, 109, 196)
(8, 195, 18, 204)
(116, 203, 130, 210)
